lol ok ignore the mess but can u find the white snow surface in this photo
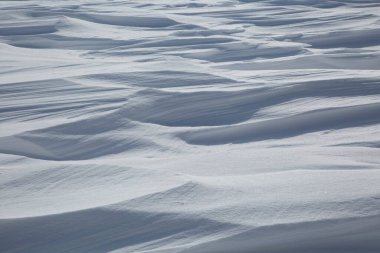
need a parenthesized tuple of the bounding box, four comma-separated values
(1, 0, 380, 252)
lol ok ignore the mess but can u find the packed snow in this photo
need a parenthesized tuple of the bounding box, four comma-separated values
(1, 0, 380, 252)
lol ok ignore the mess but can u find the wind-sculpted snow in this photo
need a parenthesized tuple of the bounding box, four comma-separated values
(0, 0, 380, 252)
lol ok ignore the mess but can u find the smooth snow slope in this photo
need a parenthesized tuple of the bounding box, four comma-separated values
(1, 0, 380, 252)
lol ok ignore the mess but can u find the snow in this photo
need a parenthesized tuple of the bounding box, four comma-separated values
(0, 0, 380, 252)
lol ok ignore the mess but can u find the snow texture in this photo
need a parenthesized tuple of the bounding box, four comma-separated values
(0, 0, 380, 252)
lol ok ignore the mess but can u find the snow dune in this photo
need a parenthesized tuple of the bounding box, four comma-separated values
(1, 0, 380, 252)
